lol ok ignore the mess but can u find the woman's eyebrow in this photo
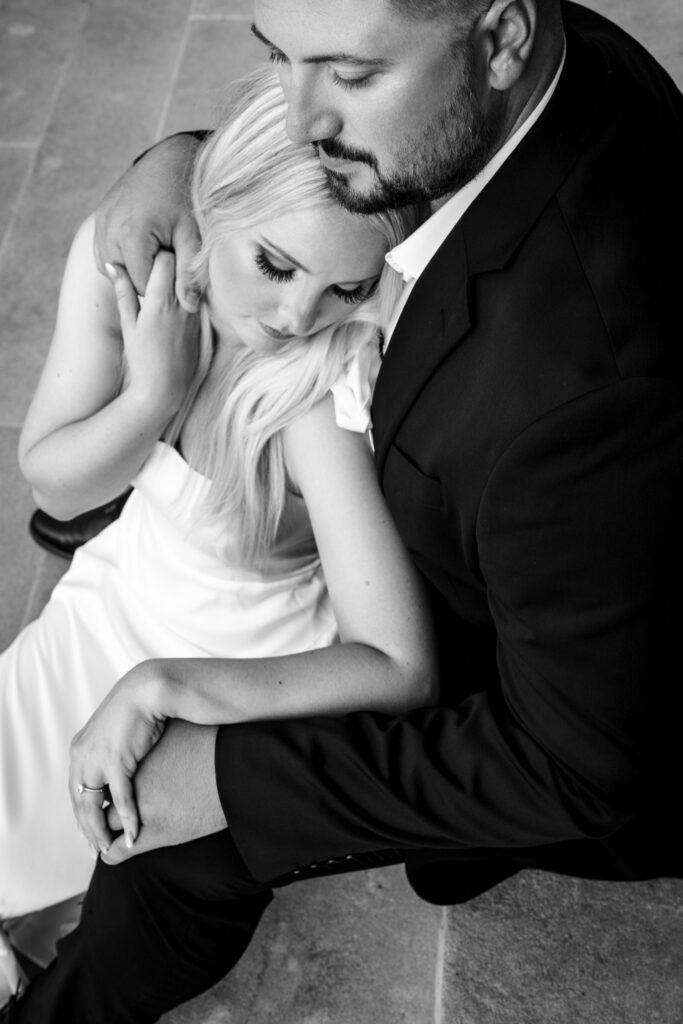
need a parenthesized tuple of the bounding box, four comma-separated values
(250, 23, 390, 67)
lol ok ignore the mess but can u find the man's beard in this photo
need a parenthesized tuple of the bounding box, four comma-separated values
(314, 50, 501, 214)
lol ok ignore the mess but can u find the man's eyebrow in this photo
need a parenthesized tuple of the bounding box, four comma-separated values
(261, 236, 310, 273)
(250, 23, 390, 67)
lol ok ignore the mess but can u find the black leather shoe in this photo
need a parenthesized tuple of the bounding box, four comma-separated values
(29, 489, 132, 559)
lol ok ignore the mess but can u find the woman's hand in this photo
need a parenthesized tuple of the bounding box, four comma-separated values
(94, 133, 203, 311)
(106, 252, 201, 419)
(69, 662, 169, 856)
(101, 721, 224, 865)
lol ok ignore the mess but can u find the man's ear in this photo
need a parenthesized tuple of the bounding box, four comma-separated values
(479, 0, 537, 91)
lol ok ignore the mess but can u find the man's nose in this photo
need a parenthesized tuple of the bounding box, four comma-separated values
(281, 68, 341, 145)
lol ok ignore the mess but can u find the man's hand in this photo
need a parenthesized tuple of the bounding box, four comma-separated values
(107, 253, 201, 415)
(94, 133, 203, 312)
(102, 719, 227, 864)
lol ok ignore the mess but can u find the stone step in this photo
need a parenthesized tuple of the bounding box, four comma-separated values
(161, 868, 683, 1023)
(441, 871, 683, 1024)
(162, 865, 442, 1024)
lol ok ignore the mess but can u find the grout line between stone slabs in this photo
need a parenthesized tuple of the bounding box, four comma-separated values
(0, 143, 39, 267)
(0, 3, 90, 268)
(432, 907, 448, 1024)
(154, 15, 195, 141)
(190, 13, 251, 20)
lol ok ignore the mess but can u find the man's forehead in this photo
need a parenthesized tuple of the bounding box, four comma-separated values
(252, 0, 427, 58)
(251, 21, 392, 66)
(254, 0, 387, 22)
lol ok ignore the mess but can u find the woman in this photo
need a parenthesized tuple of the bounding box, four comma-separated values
(0, 67, 434, 1000)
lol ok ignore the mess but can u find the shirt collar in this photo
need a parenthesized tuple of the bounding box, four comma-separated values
(385, 41, 567, 285)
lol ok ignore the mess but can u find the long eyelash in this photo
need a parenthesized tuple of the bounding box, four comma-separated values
(333, 278, 379, 305)
(329, 70, 373, 92)
(333, 285, 365, 305)
(256, 248, 377, 306)
(268, 47, 369, 91)
(254, 250, 294, 284)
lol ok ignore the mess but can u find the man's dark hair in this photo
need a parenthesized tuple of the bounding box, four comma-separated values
(387, 0, 489, 22)
(387, 0, 563, 54)
(386, 0, 559, 22)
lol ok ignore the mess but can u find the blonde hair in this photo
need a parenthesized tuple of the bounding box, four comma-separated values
(168, 67, 420, 565)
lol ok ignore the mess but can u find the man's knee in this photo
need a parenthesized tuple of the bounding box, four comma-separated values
(99, 829, 269, 904)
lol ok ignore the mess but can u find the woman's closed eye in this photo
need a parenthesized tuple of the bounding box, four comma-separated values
(333, 279, 378, 304)
(254, 248, 378, 305)
(254, 248, 294, 283)
(267, 48, 288, 68)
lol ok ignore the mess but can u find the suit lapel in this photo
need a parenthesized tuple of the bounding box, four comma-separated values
(372, 227, 470, 470)
(372, 16, 607, 477)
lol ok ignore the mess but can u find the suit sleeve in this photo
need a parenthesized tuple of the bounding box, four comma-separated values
(215, 377, 683, 882)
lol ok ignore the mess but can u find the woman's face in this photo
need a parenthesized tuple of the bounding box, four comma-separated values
(206, 201, 388, 355)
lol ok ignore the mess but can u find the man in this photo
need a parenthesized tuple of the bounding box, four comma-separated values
(8, 0, 683, 1021)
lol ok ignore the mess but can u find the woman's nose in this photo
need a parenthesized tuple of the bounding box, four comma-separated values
(279, 291, 320, 338)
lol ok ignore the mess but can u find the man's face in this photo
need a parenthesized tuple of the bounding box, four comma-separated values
(252, 0, 501, 213)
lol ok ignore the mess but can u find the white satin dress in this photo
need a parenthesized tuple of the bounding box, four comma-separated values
(0, 338, 380, 929)
(0, 336, 382, 1011)
(0, 439, 340, 922)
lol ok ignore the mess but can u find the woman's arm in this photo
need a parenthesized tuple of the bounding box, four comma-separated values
(70, 397, 438, 852)
(152, 395, 438, 721)
(19, 216, 199, 520)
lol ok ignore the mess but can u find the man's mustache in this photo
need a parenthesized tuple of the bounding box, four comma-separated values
(314, 138, 378, 171)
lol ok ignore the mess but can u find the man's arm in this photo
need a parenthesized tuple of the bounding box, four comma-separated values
(210, 378, 683, 882)
(93, 132, 205, 311)
(101, 379, 683, 876)
(102, 720, 225, 864)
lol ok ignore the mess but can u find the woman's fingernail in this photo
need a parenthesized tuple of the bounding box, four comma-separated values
(125, 831, 135, 850)
(99, 842, 110, 855)
(104, 262, 118, 280)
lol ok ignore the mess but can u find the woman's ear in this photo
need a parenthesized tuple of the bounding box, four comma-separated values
(479, 0, 537, 91)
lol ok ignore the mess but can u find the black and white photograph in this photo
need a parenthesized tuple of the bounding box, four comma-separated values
(0, 1, 681, 1021)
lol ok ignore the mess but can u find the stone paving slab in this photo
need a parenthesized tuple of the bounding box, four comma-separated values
(0, 147, 31, 282)
(162, 865, 442, 1024)
(441, 871, 683, 1024)
(0, 0, 88, 145)
(162, 17, 265, 135)
(0, 0, 196, 425)
(0, 426, 41, 648)
(192, 0, 253, 19)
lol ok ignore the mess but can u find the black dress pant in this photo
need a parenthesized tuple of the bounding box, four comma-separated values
(14, 830, 406, 1024)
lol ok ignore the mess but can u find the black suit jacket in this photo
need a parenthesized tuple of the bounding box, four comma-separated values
(216, 4, 683, 901)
